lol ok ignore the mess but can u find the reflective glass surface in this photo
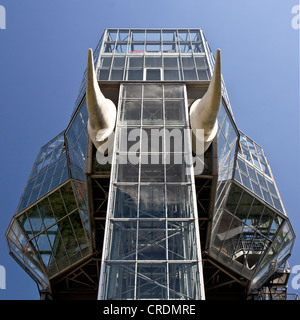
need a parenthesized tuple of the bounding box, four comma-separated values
(7, 180, 90, 286)
(97, 29, 210, 82)
(99, 83, 204, 300)
(17, 132, 69, 212)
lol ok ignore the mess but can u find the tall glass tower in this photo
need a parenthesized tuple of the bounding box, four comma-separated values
(6, 29, 295, 300)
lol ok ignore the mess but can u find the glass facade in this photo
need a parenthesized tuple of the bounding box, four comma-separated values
(6, 28, 295, 299)
(98, 84, 204, 299)
(97, 29, 210, 82)
(7, 180, 90, 287)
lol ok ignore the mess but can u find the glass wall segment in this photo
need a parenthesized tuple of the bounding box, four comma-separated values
(97, 29, 210, 82)
(17, 132, 69, 213)
(98, 83, 205, 300)
(6, 180, 91, 286)
(66, 99, 89, 181)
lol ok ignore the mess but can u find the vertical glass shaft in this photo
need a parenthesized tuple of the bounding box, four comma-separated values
(98, 83, 204, 300)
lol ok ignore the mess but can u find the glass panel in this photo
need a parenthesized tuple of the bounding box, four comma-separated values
(178, 31, 189, 41)
(226, 184, 242, 214)
(105, 263, 135, 300)
(165, 100, 185, 125)
(164, 57, 180, 68)
(195, 56, 208, 68)
(189, 30, 201, 41)
(126, 69, 143, 81)
(143, 100, 163, 124)
(48, 189, 67, 220)
(110, 221, 137, 260)
(182, 57, 194, 68)
(98, 69, 110, 80)
(164, 85, 184, 99)
(146, 69, 161, 81)
(100, 56, 112, 68)
(146, 31, 161, 41)
(110, 69, 124, 80)
(183, 69, 197, 80)
(129, 43, 144, 53)
(164, 69, 181, 81)
(122, 84, 142, 99)
(145, 56, 162, 68)
(59, 182, 77, 213)
(103, 43, 114, 53)
(115, 43, 127, 53)
(235, 191, 253, 222)
(162, 30, 177, 41)
(180, 43, 192, 53)
(144, 84, 163, 98)
(197, 69, 209, 80)
(138, 221, 166, 260)
(132, 30, 145, 41)
(118, 30, 129, 41)
(167, 185, 193, 218)
(137, 264, 167, 299)
(140, 185, 165, 218)
(146, 43, 161, 52)
(128, 57, 143, 68)
(107, 30, 117, 41)
(162, 43, 177, 53)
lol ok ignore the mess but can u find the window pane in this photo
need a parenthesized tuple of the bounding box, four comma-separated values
(132, 30, 145, 41)
(120, 100, 142, 124)
(146, 69, 161, 81)
(144, 84, 163, 98)
(129, 43, 144, 53)
(98, 69, 110, 80)
(197, 69, 209, 80)
(145, 57, 162, 68)
(164, 69, 181, 81)
(118, 30, 129, 41)
(182, 57, 194, 68)
(146, 43, 161, 52)
(180, 43, 192, 53)
(162, 30, 177, 41)
(128, 57, 143, 68)
(164, 57, 180, 68)
(143, 100, 163, 124)
(165, 100, 185, 124)
(178, 31, 189, 41)
(164, 85, 184, 98)
(110, 69, 124, 80)
(189, 30, 201, 41)
(127, 69, 143, 80)
(183, 69, 197, 80)
(162, 43, 177, 53)
(146, 31, 161, 41)
(122, 84, 142, 99)
(112, 56, 126, 67)
(113, 186, 138, 218)
(115, 43, 127, 53)
(139, 185, 165, 218)
(107, 30, 117, 41)
(104, 43, 114, 53)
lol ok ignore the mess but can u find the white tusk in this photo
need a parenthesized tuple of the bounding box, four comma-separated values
(190, 49, 222, 154)
(86, 48, 116, 149)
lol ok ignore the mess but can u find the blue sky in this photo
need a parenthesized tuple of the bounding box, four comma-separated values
(0, 0, 299, 299)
